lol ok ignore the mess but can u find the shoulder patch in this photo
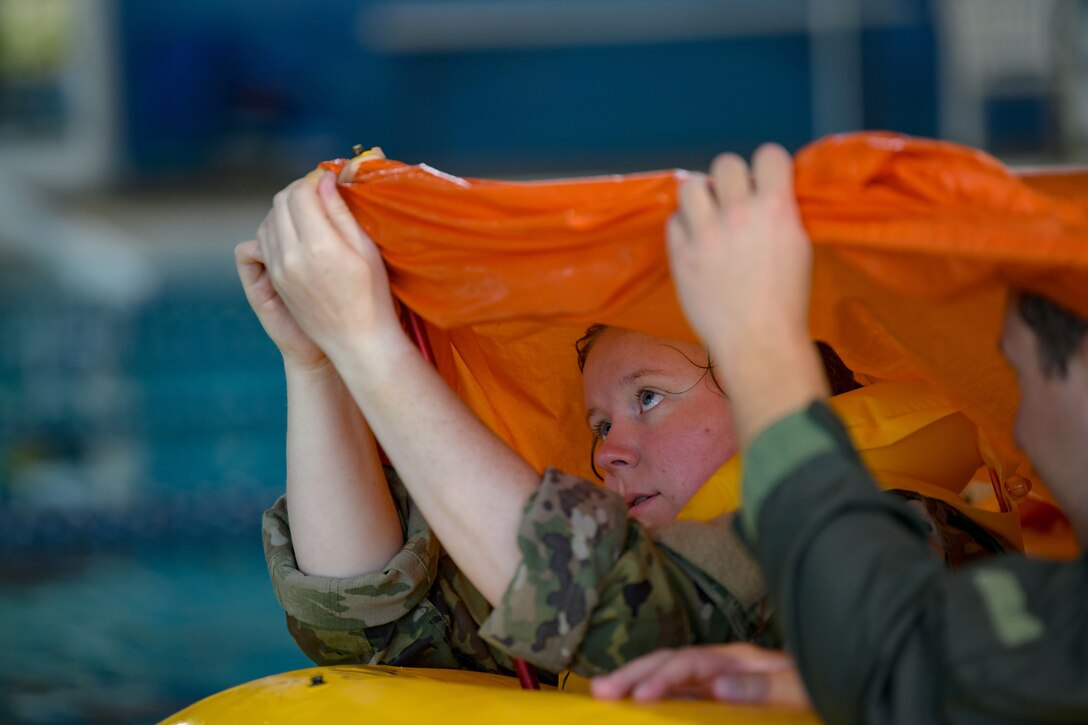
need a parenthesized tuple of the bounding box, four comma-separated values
(972, 568, 1045, 648)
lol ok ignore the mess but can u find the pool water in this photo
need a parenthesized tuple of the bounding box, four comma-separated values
(0, 534, 311, 724)
(0, 266, 314, 723)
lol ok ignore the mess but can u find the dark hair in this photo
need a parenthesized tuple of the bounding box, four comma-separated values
(817, 341, 861, 395)
(1017, 293, 1088, 377)
(575, 323, 609, 373)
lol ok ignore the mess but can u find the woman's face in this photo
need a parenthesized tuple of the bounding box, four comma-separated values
(581, 328, 737, 527)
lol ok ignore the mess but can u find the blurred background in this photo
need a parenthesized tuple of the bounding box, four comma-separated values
(1, 0, 1086, 722)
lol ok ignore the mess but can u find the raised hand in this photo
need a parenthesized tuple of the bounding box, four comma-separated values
(668, 144, 826, 445)
(667, 143, 811, 360)
(235, 238, 327, 372)
(255, 165, 404, 369)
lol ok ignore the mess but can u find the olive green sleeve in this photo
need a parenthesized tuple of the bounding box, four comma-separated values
(479, 468, 777, 677)
(743, 401, 1088, 723)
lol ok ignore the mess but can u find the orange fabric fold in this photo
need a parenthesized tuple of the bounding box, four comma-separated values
(321, 132, 1088, 517)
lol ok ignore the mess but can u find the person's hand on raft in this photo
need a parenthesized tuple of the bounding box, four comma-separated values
(591, 644, 810, 710)
(248, 150, 407, 369)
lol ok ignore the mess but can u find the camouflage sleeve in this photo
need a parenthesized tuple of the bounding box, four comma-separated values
(478, 468, 777, 677)
(263, 467, 521, 675)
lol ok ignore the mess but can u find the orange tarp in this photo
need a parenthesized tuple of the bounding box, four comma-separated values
(323, 132, 1088, 520)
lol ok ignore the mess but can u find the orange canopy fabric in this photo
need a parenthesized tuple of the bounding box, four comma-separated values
(322, 132, 1088, 517)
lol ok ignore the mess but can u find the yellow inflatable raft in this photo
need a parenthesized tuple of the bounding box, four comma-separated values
(161, 665, 818, 724)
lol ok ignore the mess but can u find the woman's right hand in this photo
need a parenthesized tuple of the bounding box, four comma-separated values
(236, 147, 390, 372)
(235, 238, 329, 373)
(236, 146, 398, 372)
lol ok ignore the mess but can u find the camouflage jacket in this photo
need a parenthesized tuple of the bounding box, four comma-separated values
(263, 468, 777, 678)
(263, 468, 524, 677)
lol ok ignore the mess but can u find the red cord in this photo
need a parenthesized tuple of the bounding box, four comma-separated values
(514, 658, 542, 690)
(402, 304, 437, 366)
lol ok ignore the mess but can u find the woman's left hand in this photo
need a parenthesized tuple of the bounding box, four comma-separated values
(255, 167, 403, 365)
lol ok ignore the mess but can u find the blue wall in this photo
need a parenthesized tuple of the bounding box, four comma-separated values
(115, 0, 938, 177)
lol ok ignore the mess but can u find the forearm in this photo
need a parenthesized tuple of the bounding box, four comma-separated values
(254, 167, 532, 602)
(709, 333, 829, 449)
(328, 328, 538, 605)
(284, 361, 403, 577)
